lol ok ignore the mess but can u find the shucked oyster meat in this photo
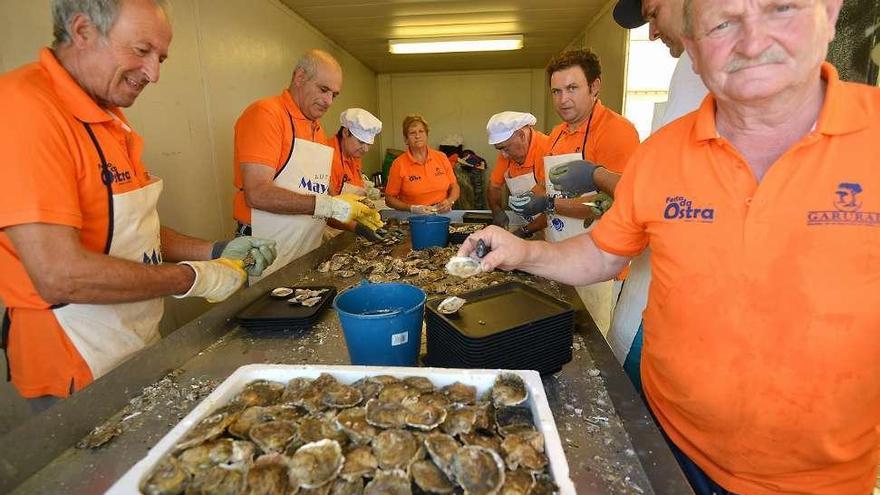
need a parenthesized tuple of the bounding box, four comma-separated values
(445, 256, 482, 278)
(437, 296, 466, 315)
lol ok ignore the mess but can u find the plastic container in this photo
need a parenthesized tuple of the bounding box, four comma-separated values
(409, 215, 450, 249)
(106, 364, 576, 495)
(333, 282, 426, 366)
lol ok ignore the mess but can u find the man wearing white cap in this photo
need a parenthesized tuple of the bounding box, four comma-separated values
(486, 112, 549, 237)
(329, 108, 382, 197)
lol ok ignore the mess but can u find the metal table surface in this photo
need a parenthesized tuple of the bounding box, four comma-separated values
(1, 232, 691, 495)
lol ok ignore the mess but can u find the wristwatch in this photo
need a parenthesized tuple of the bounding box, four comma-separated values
(545, 196, 556, 215)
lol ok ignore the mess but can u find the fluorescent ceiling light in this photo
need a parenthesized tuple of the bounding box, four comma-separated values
(389, 35, 524, 55)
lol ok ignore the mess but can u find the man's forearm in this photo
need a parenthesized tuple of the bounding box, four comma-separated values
(519, 234, 626, 286)
(594, 168, 621, 197)
(245, 183, 317, 216)
(553, 198, 598, 221)
(160, 226, 212, 262)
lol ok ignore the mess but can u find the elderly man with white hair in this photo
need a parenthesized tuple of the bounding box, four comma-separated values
(460, 0, 880, 493)
(485, 111, 550, 237)
(0, 0, 277, 403)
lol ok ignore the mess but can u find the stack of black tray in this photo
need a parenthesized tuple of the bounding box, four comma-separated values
(237, 286, 336, 331)
(449, 212, 492, 244)
(424, 282, 573, 375)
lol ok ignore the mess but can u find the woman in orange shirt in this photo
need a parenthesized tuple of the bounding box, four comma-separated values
(385, 115, 459, 214)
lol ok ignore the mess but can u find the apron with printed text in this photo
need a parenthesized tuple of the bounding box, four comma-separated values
(504, 168, 537, 196)
(252, 113, 334, 281)
(53, 123, 164, 380)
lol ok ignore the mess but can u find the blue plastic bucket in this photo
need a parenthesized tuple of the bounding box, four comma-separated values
(409, 215, 450, 250)
(333, 282, 426, 366)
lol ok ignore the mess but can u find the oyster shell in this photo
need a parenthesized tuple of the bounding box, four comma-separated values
(229, 405, 302, 439)
(500, 431, 547, 472)
(236, 379, 285, 407)
(442, 382, 476, 405)
(365, 399, 408, 429)
(249, 420, 298, 454)
(186, 463, 246, 495)
(378, 382, 420, 404)
(173, 411, 236, 452)
(372, 429, 420, 470)
(405, 402, 447, 431)
(441, 405, 477, 437)
(297, 415, 349, 448)
(460, 432, 501, 453)
(530, 473, 559, 495)
(281, 377, 314, 405)
(338, 270, 357, 278)
(417, 392, 450, 409)
(270, 287, 293, 298)
(437, 296, 466, 315)
(140, 456, 189, 495)
(500, 469, 535, 495)
(244, 453, 292, 494)
(317, 261, 332, 273)
(494, 407, 536, 437)
(451, 446, 506, 495)
(491, 373, 528, 407)
(301, 296, 323, 307)
(178, 438, 255, 476)
(339, 445, 378, 481)
(424, 432, 460, 476)
(351, 377, 384, 401)
(363, 469, 411, 495)
(335, 407, 377, 446)
(330, 478, 365, 495)
(411, 459, 455, 494)
(289, 439, 344, 489)
(322, 383, 363, 409)
(445, 256, 482, 278)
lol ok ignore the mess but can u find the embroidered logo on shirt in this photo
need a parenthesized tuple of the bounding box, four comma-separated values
(142, 249, 161, 265)
(663, 196, 715, 222)
(807, 183, 879, 227)
(407, 175, 422, 182)
(434, 167, 445, 177)
(100, 163, 132, 185)
(551, 217, 565, 231)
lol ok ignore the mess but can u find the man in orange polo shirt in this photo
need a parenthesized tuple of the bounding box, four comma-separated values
(485, 111, 550, 237)
(233, 49, 382, 279)
(461, 0, 880, 493)
(0, 0, 276, 402)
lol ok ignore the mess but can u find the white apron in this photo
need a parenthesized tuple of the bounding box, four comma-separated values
(53, 125, 164, 379)
(252, 134, 334, 281)
(504, 168, 537, 196)
(543, 149, 613, 336)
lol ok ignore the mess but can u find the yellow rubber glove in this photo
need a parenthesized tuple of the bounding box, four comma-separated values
(315, 194, 383, 230)
(176, 258, 247, 303)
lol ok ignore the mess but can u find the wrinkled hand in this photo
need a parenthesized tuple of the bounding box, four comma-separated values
(457, 226, 530, 273)
(410, 204, 437, 215)
(492, 209, 510, 228)
(176, 259, 247, 303)
(508, 192, 549, 218)
(219, 237, 277, 277)
(434, 199, 454, 213)
(354, 222, 384, 243)
(549, 160, 599, 197)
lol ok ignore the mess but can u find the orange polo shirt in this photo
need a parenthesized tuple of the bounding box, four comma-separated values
(592, 64, 880, 495)
(328, 133, 365, 196)
(386, 148, 456, 206)
(489, 129, 549, 187)
(0, 49, 152, 398)
(546, 100, 639, 173)
(233, 90, 327, 224)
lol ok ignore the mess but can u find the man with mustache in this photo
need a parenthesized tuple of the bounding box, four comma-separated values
(609, 0, 708, 392)
(461, 0, 880, 493)
(0, 0, 277, 402)
(233, 49, 382, 280)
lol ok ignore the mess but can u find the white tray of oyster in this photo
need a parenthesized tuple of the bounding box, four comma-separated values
(109, 364, 576, 495)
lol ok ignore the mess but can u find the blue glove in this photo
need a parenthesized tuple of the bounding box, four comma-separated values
(508, 192, 552, 218)
(549, 160, 599, 197)
(214, 237, 277, 277)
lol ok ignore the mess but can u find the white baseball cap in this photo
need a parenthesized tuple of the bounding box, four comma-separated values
(486, 111, 537, 145)
(340, 108, 382, 144)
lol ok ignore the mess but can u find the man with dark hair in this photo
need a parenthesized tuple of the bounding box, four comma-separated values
(509, 48, 640, 334)
(0, 0, 276, 401)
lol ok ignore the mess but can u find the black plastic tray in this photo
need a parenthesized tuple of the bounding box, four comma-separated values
(426, 282, 573, 339)
(237, 286, 336, 328)
(462, 212, 494, 224)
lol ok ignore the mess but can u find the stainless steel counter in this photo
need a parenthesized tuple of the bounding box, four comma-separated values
(1, 232, 691, 495)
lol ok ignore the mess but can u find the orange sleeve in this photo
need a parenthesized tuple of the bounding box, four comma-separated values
(385, 157, 404, 197)
(591, 151, 648, 257)
(594, 119, 640, 174)
(0, 94, 82, 229)
(234, 102, 285, 169)
(329, 149, 343, 196)
(490, 154, 507, 186)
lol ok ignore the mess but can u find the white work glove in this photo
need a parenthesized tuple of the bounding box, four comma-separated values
(410, 204, 437, 215)
(176, 259, 247, 303)
(314, 194, 383, 230)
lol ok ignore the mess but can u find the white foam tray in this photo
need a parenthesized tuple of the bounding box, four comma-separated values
(107, 364, 576, 494)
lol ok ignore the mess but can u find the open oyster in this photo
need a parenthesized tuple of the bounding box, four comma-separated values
(501, 470, 536, 495)
(491, 373, 528, 407)
(405, 402, 447, 431)
(411, 459, 455, 494)
(335, 407, 377, 446)
(289, 439, 344, 489)
(364, 469, 411, 495)
(437, 296, 466, 315)
(365, 399, 408, 429)
(451, 446, 506, 495)
(501, 431, 547, 472)
(445, 256, 482, 278)
(236, 379, 285, 407)
(329, 478, 364, 495)
(178, 438, 255, 476)
(270, 287, 293, 298)
(249, 420, 298, 454)
(186, 463, 246, 495)
(322, 383, 363, 409)
(173, 411, 236, 453)
(442, 382, 477, 405)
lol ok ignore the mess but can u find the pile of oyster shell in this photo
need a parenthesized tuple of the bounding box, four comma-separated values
(140, 372, 558, 495)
